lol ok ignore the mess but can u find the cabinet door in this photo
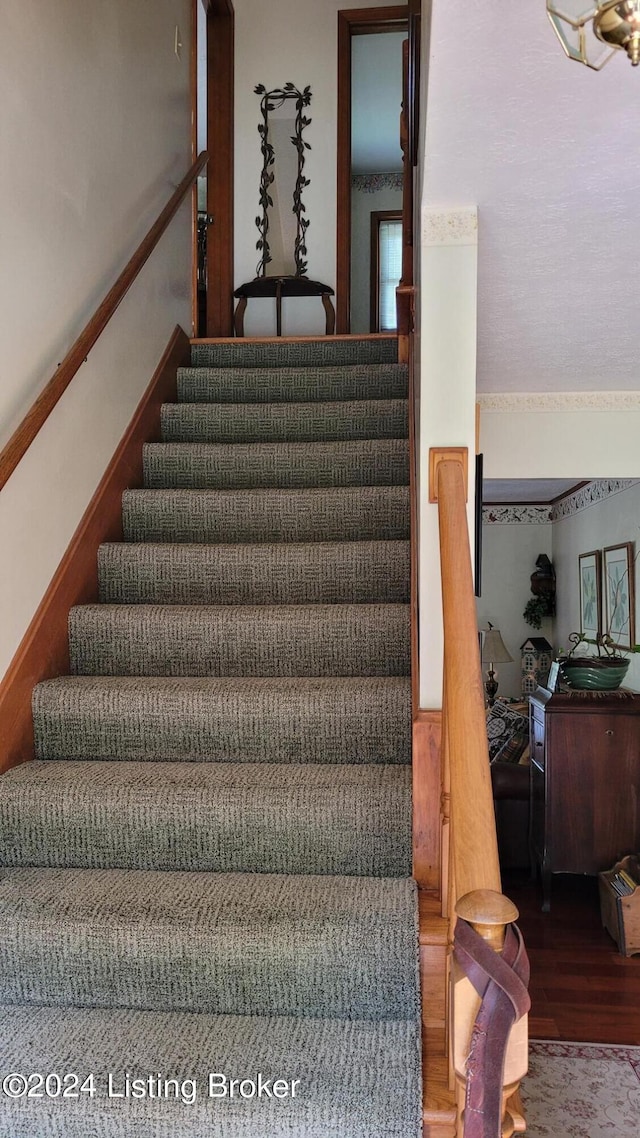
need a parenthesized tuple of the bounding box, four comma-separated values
(550, 712, 640, 874)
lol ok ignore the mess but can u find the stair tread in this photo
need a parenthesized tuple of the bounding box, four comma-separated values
(68, 603, 411, 678)
(123, 484, 409, 543)
(0, 868, 418, 1020)
(161, 398, 408, 442)
(178, 361, 408, 403)
(0, 761, 412, 876)
(142, 439, 409, 490)
(0, 1005, 420, 1137)
(33, 675, 411, 765)
(98, 539, 410, 605)
(190, 337, 399, 369)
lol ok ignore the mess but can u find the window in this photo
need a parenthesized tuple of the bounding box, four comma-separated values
(370, 212, 403, 333)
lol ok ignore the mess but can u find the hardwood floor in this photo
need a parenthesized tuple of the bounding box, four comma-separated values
(504, 871, 640, 1045)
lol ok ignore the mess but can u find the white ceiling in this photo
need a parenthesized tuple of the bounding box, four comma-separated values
(426, 1, 640, 393)
(484, 479, 583, 504)
(351, 32, 405, 175)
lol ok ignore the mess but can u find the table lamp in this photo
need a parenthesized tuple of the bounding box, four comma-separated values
(481, 623, 513, 707)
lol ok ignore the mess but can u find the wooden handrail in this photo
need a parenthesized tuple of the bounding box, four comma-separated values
(436, 457, 500, 900)
(436, 454, 529, 1137)
(0, 151, 208, 493)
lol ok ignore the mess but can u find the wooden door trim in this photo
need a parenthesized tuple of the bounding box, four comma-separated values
(336, 5, 408, 334)
(206, 0, 234, 335)
(204, 0, 233, 15)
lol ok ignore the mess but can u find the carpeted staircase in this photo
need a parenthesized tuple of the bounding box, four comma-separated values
(0, 336, 420, 1136)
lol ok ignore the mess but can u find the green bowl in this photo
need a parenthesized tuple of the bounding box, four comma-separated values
(560, 657, 629, 691)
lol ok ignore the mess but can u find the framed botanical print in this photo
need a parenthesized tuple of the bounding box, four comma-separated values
(578, 550, 602, 640)
(603, 543, 636, 651)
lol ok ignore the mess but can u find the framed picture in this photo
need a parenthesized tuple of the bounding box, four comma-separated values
(578, 550, 602, 640)
(603, 543, 636, 651)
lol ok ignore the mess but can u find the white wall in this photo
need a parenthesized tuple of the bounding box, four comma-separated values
(480, 401, 640, 480)
(417, 208, 479, 708)
(0, 0, 192, 681)
(232, 0, 395, 336)
(350, 182, 403, 335)
(477, 521, 554, 700)
(553, 483, 640, 692)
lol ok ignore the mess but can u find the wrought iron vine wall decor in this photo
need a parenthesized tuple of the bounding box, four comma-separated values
(254, 83, 312, 278)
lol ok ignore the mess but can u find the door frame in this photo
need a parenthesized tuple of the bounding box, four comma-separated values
(336, 5, 409, 334)
(193, 0, 234, 337)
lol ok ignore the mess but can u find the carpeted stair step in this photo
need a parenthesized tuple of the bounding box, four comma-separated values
(177, 362, 408, 404)
(0, 761, 412, 876)
(190, 337, 398, 369)
(33, 676, 411, 764)
(68, 603, 410, 677)
(142, 439, 409, 490)
(97, 540, 410, 605)
(0, 868, 418, 1020)
(0, 1005, 421, 1137)
(161, 399, 408, 443)
(123, 486, 410, 543)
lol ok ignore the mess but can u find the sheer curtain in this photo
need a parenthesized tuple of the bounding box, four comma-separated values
(378, 220, 403, 332)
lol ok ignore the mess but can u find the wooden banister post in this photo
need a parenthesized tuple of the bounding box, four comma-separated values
(451, 891, 528, 1138)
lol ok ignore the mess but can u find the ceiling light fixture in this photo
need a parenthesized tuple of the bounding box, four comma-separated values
(547, 1, 640, 69)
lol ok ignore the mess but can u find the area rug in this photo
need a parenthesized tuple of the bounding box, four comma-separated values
(521, 1041, 640, 1137)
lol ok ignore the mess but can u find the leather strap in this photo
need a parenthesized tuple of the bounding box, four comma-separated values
(453, 919, 531, 1138)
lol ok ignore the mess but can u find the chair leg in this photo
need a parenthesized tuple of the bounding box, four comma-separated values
(233, 297, 247, 337)
(322, 293, 336, 335)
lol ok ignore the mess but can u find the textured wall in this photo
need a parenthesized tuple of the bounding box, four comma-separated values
(0, 0, 192, 680)
(425, 0, 640, 393)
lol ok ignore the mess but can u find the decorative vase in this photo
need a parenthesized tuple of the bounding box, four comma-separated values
(559, 656, 630, 691)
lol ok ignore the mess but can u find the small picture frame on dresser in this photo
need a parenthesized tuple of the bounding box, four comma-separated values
(546, 660, 560, 692)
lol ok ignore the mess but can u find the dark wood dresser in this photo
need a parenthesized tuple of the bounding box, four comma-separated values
(529, 687, 640, 911)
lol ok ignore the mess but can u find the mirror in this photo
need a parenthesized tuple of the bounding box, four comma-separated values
(254, 83, 312, 278)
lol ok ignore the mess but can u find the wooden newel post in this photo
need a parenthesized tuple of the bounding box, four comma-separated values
(451, 890, 528, 1137)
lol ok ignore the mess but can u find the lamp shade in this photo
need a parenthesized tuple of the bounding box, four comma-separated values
(481, 628, 513, 665)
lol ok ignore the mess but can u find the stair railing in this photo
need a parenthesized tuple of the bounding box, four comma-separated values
(0, 152, 208, 494)
(433, 451, 529, 1137)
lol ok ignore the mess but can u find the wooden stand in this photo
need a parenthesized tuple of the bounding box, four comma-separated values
(599, 856, 640, 957)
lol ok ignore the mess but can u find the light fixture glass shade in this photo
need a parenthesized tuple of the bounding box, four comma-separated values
(547, 1, 640, 68)
(481, 629, 513, 665)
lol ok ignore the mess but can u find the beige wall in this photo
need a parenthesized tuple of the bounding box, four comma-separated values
(553, 483, 640, 692)
(477, 520, 554, 700)
(480, 402, 640, 480)
(232, 0, 394, 336)
(0, 0, 193, 681)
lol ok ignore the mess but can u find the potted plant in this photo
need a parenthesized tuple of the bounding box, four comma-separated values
(523, 554, 556, 629)
(559, 631, 630, 691)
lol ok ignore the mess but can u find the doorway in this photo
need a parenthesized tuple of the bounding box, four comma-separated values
(336, 6, 410, 334)
(194, 0, 234, 338)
